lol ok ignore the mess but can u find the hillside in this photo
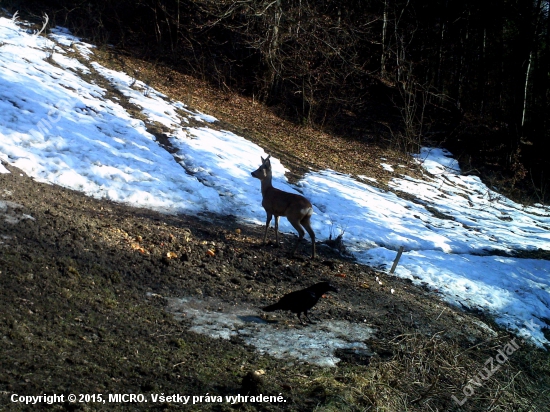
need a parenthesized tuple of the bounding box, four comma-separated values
(1, 12, 550, 411)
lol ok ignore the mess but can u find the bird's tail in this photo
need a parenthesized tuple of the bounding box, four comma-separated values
(262, 303, 280, 312)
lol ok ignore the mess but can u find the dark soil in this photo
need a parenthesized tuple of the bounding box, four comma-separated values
(1, 162, 549, 411)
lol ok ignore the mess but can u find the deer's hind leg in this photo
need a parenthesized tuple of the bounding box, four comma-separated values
(300, 214, 316, 258)
(288, 217, 306, 256)
(274, 216, 280, 246)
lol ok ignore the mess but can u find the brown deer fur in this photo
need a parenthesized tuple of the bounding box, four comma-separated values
(251, 155, 316, 258)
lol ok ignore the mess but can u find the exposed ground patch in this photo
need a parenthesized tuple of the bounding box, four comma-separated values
(1, 163, 549, 411)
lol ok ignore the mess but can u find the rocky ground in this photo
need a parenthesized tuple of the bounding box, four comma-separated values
(1, 160, 549, 411)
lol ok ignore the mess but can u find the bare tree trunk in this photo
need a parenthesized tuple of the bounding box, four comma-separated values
(457, 10, 470, 109)
(546, 0, 550, 132)
(480, 27, 487, 117)
(497, 0, 504, 114)
(521, 50, 533, 131)
(521, 0, 543, 136)
(271, 0, 282, 55)
(267, 0, 283, 96)
(175, 0, 180, 51)
(381, 0, 388, 78)
(436, 20, 445, 95)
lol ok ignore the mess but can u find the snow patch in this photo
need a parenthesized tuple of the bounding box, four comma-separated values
(166, 296, 376, 367)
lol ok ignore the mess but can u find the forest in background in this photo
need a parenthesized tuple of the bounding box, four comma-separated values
(6, 0, 550, 202)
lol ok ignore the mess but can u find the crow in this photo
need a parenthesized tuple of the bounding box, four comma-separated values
(262, 281, 338, 325)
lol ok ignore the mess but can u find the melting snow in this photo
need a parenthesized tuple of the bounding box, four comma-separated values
(166, 297, 376, 367)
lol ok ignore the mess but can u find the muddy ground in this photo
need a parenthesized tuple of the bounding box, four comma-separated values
(1, 163, 549, 411)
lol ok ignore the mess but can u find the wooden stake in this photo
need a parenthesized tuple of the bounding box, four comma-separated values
(390, 246, 404, 274)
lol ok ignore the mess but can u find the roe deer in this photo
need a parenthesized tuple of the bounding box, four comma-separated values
(251, 155, 316, 258)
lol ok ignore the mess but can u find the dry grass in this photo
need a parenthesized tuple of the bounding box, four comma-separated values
(300, 333, 548, 411)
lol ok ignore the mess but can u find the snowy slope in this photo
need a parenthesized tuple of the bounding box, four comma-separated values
(1, 15, 549, 346)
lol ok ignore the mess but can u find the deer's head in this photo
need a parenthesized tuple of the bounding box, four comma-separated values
(251, 155, 271, 180)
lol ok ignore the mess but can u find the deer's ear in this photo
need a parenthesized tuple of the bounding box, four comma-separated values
(266, 155, 271, 162)
(261, 156, 265, 163)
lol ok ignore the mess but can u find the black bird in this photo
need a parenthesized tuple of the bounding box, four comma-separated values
(262, 281, 338, 325)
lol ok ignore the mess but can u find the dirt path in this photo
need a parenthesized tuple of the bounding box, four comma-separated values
(1, 163, 548, 411)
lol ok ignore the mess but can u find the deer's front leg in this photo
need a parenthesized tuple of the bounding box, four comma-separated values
(263, 212, 272, 243)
